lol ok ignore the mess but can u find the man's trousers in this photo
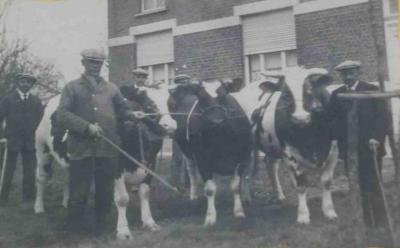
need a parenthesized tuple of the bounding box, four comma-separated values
(0, 149, 36, 204)
(66, 157, 117, 234)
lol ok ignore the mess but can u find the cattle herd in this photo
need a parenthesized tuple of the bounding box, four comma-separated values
(33, 67, 343, 240)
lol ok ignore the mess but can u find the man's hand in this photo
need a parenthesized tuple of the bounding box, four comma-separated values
(0, 138, 7, 143)
(133, 111, 145, 119)
(87, 123, 104, 138)
(369, 138, 380, 151)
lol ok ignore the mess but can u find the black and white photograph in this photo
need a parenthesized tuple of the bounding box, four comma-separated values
(0, 0, 399, 247)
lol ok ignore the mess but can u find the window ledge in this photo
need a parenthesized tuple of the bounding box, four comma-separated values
(135, 7, 167, 17)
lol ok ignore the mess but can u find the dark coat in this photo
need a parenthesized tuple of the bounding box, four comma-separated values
(57, 75, 132, 160)
(327, 81, 388, 159)
(0, 90, 43, 151)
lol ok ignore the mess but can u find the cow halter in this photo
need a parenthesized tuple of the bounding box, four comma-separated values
(186, 100, 199, 142)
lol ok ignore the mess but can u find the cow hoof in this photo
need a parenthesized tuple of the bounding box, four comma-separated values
(34, 204, 44, 214)
(190, 194, 199, 201)
(116, 231, 133, 240)
(143, 222, 160, 231)
(296, 215, 310, 225)
(204, 217, 216, 227)
(278, 195, 286, 202)
(234, 210, 245, 218)
(324, 210, 338, 220)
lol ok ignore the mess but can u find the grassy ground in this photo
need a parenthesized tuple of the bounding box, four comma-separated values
(0, 156, 398, 248)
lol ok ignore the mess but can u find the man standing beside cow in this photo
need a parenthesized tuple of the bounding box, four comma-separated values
(327, 60, 389, 227)
(0, 73, 44, 207)
(57, 49, 144, 237)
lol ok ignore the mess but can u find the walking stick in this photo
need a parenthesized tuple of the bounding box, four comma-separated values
(371, 143, 397, 247)
(99, 134, 186, 196)
(0, 140, 7, 194)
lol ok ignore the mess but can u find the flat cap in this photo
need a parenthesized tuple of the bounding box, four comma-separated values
(16, 73, 37, 83)
(261, 71, 284, 85)
(80, 48, 106, 61)
(132, 68, 148, 76)
(174, 74, 191, 83)
(221, 77, 233, 85)
(335, 60, 361, 71)
(307, 68, 329, 76)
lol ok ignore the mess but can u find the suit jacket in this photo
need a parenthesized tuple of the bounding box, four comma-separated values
(57, 75, 133, 160)
(0, 90, 44, 151)
(327, 81, 388, 158)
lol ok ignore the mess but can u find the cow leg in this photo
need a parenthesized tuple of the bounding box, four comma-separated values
(139, 183, 160, 231)
(287, 160, 310, 224)
(231, 168, 245, 218)
(114, 176, 132, 240)
(240, 155, 254, 205)
(321, 141, 339, 220)
(61, 167, 70, 208)
(204, 179, 217, 227)
(186, 159, 198, 200)
(34, 149, 53, 214)
(266, 157, 286, 201)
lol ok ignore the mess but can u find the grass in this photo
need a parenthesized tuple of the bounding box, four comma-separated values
(0, 156, 398, 248)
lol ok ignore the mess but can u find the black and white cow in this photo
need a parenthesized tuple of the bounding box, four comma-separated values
(159, 68, 340, 225)
(239, 67, 339, 224)
(33, 87, 172, 240)
(161, 80, 253, 227)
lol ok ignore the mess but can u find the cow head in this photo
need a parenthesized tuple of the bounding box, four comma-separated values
(280, 68, 332, 126)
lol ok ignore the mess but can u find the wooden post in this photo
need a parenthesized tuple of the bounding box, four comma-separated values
(368, 0, 400, 183)
(346, 101, 367, 248)
(339, 90, 400, 247)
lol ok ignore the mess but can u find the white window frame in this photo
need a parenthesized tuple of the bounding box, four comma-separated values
(142, 63, 174, 85)
(141, 0, 166, 13)
(383, 0, 398, 18)
(244, 50, 298, 83)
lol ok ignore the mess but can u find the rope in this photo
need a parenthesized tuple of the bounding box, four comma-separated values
(99, 134, 187, 196)
(0, 140, 8, 195)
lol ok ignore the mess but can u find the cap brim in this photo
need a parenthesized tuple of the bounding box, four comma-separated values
(83, 57, 105, 62)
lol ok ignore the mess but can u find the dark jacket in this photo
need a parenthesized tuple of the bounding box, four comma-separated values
(57, 75, 133, 160)
(0, 90, 43, 151)
(327, 81, 388, 158)
(119, 85, 164, 136)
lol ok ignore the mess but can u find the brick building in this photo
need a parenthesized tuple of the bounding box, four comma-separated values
(108, 0, 399, 86)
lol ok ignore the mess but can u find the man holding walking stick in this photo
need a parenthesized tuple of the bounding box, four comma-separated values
(57, 48, 143, 237)
(0, 73, 43, 207)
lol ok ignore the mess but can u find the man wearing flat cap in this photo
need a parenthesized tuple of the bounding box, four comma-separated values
(0, 73, 44, 206)
(118, 68, 164, 179)
(327, 60, 389, 227)
(57, 49, 143, 236)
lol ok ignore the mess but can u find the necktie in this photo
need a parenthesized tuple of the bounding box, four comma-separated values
(23, 94, 28, 101)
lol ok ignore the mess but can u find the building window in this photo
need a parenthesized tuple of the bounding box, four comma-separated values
(246, 50, 298, 82)
(249, 54, 261, 82)
(389, 0, 398, 14)
(141, 0, 166, 12)
(141, 63, 174, 86)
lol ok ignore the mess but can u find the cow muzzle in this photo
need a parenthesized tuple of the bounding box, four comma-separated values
(159, 116, 177, 135)
(291, 113, 311, 126)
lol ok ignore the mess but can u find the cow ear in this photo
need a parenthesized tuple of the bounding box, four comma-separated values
(316, 75, 333, 87)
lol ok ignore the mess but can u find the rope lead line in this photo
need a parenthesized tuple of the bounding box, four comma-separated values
(99, 134, 186, 196)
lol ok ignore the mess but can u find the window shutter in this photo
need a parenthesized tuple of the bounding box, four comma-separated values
(242, 8, 296, 55)
(136, 30, 174, 66)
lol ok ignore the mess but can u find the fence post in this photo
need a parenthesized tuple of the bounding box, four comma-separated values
(346, 101, 367, 247)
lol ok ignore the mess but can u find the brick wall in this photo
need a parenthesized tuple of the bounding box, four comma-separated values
(108, 0, 177, 38)
(295, 0, 388, 82)
(174, 26, 244, 80)
(108, 44, 136, 85)
(108, 0, 262, 38)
